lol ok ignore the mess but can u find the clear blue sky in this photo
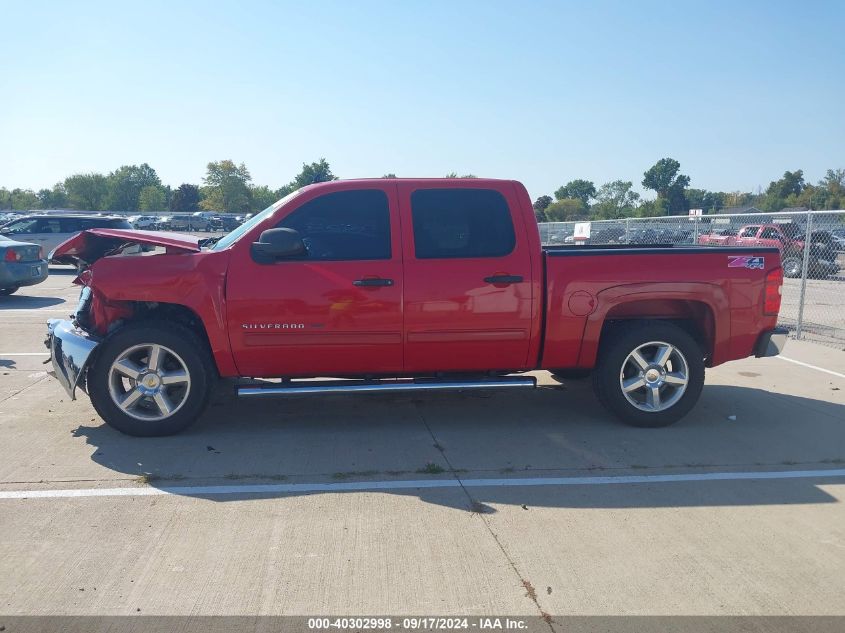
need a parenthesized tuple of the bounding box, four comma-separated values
(1, 0, 843, 200)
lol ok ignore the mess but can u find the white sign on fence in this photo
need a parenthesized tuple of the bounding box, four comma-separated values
(573, 222, 591, 242)
(689, 208, 703, 216)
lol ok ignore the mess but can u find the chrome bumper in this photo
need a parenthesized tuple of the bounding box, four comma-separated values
(46, 319, 101, 400)
(754, 326, 789, 358)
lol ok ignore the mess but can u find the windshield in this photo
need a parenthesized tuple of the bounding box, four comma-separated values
(210, 189, 302, 251)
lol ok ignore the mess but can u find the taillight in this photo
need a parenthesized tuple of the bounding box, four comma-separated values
(764, 268, 783, 316)
(4, 249, 21, 262)
(38, 246, 44, 260)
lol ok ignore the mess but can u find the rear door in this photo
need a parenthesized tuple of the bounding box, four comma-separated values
(226, 186, 404, 377)
(398, 184, 533, 373)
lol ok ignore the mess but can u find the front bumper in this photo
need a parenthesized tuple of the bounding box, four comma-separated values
(754, 326, 789, 358)
(46, 319, 101, 399)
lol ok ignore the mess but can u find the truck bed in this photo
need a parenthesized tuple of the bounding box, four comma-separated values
(539, 244, 780, 371)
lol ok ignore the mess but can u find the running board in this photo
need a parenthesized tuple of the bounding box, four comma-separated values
(236, 376, 537, 398)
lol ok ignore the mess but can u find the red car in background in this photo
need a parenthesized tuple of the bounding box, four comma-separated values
(700, 223, 840, 278)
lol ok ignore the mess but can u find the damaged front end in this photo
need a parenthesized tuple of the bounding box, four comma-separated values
(45, 228, 202, 399)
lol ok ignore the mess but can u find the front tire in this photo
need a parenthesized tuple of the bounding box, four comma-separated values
(592, 321, 705, 428)
(0, 286, 19, 296)
(88, 321, 214, 436)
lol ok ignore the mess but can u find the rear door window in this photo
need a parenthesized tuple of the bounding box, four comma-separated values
(410, 188, 515, 259)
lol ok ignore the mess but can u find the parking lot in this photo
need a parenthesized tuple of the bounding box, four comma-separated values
(0, 267, 844, 617)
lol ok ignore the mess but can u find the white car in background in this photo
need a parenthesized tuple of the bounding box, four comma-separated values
(0, 214, 132, 258)
(128, 215, 159, 229)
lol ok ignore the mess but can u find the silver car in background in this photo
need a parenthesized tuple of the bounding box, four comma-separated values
(0, 214, 132, 258)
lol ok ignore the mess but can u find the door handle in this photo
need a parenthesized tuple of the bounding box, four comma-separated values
(484, 275, 523, 284)
(353, 278, 394, 287)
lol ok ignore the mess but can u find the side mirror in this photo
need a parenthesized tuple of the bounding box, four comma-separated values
(251, 228, 306, 263)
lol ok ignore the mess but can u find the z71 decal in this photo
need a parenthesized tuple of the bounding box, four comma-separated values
(728, 256, 765, 269)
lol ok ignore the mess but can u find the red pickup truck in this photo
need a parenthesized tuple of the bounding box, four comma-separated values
(699, 223, 840, 278)
(47, 179, 787, 436)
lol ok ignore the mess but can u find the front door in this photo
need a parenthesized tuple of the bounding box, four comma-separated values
(226, 186, 404, 377)
(398, 184, 534, 373)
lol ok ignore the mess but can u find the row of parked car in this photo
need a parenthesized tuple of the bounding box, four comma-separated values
(545, 221, 843, 279)
(0, 209, 251, 296)
(125, 211, 251, 232)
(546, 226, 698, 245)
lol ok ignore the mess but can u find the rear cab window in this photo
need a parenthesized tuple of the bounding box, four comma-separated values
(410, 188, 515, 259)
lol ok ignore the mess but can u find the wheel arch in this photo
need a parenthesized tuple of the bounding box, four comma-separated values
(578, 284, 728, 369)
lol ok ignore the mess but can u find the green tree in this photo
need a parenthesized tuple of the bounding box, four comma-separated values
(138, 185, 167, 212)
(249, 185, 278, 211)
(64, 173, 109, 210)
(642, 158, 690, 214)
(36, 183, 68, 209)
(767, 170, 805, 199)
(822, 169, 844, 195)
(200, 160, 252, 213)
(685, 189, 726, 214)
(170, 184, 201, 213)
(591, 181, 640, 219)
(290, 158, 337, 189)
(761, 170, 806, 211)
(9, 189, 40, 210)
(105, 163, 161, 212)
(554, 179, 596, 206)
(533, 195, 553, 222)
(545, 198, 588, 221)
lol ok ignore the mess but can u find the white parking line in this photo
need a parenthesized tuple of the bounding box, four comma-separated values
(1, 353, 49, 356)
(777, 356, 845, 379)
(1, 468, 844, 500)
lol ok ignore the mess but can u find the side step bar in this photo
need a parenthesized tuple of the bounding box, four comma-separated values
(236, 376, 537, 398)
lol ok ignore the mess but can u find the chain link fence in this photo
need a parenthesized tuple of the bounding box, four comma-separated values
(539, 210, 845, 348)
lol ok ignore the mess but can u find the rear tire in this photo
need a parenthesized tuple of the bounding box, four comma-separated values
(0, 286, 19, 296)
(87, 320, 215, 436)
(592, 321, 705, 428)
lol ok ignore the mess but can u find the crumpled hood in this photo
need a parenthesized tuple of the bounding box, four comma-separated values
(50, 229, 202, 265)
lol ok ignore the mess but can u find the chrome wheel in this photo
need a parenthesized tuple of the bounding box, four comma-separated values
(619, 340, 689, 412)
(107, 343, 191, 421)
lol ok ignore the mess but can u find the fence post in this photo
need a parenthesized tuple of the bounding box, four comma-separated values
(625, 218, 630, 243)
(693, 216, 699, 243)
(795, 212, 813, 339)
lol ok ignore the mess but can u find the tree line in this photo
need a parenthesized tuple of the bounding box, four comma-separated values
(533, 158, 845, 222)
(2, 157, 843, 219)
(0, 159, 338, 214)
